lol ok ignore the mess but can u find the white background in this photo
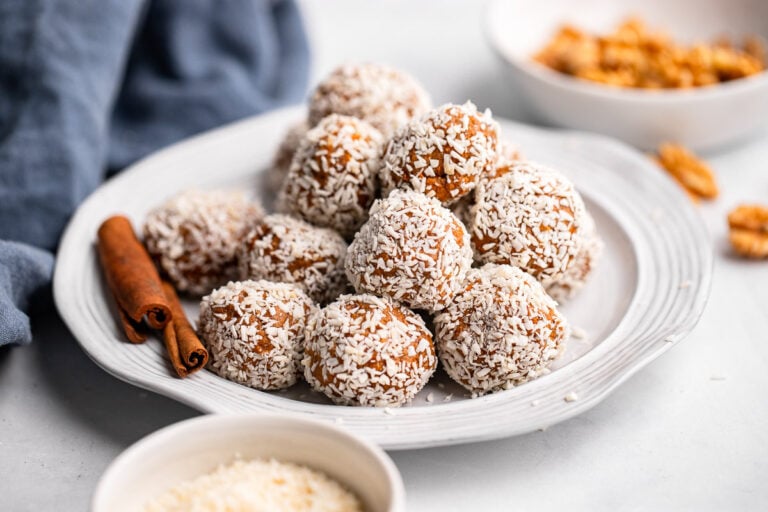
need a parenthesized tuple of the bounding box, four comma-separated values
(2, 1, 767, 510)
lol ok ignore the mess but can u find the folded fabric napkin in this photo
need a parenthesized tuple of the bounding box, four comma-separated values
(0, 0, 309, 346)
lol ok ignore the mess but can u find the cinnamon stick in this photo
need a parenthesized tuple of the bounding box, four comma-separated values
(162, 280, 209, 377)
(97, 215, 172, 342)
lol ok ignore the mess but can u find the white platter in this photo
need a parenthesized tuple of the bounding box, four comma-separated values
(54, 107, 712, 450)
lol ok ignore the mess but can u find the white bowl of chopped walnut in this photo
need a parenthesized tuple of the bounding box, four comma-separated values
(486, 0, 768, 151)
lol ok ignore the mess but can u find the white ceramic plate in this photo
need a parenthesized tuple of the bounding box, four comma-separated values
(54, 107, 712, 450)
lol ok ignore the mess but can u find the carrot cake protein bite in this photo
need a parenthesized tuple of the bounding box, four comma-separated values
(546, 211, 603, 302)
(143, 189, 263, 295)
(434, 264, 569, 395)
(470, 161, 587, 287)
(345, 188, 473, 311)
(266, 120, 308, 192)
(199, 280, 315, 391)
(302, 294, 436, 407)
(308, 63, 431, 136)
(380, 102, 499, 204)
(238, 214, 349, 304)
(278, 114, 383, 238)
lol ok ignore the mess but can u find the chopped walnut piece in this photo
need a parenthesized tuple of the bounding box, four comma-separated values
(653, 143, 718, 201)
(728, 204, 768, 259)
(744, 36, 767, 66)
(728, 205, 768, 232)
(534, 18, 766, 89)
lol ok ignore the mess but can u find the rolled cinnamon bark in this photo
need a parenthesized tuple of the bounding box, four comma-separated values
(97, 215, 172, 342)
(162, 281, 209, 377)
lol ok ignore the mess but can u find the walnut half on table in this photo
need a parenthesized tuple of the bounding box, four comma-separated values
(728, 205, 768, 259)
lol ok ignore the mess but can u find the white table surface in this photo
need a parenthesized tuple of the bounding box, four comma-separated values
(2, 1, 767, 510)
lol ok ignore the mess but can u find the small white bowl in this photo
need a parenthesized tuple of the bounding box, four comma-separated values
(486, 0, 768, 151)
(92, 415, 405, 512)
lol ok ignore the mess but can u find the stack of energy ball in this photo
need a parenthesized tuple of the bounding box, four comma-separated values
(142, 63, 602, 407)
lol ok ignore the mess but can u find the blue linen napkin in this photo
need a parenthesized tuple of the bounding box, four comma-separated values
(0, 0, 309, 346)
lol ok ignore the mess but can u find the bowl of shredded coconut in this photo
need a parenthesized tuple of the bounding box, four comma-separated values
(92, 414, 404, 512)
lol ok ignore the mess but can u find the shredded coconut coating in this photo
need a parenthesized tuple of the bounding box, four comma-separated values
(266, 120, 309, 193)
(499, 140, 524, 164)
(485, 140, 524, 182)
(143, 189, 264, 296)
(238, 214, 350, 304)
(546, 211, 603, 302)
(434, 264, 569, 395)
(469, 161, 587, 287)
(380, 102, 499, 205)
(302, 294, 436, 407)
(308, 62, 431, 136)
(143, 458, 362, 512)
(451, 140, 524, 226)
(199, 280, 315, 391)
(278, 115, 383, 238)
(345, 189, 473, 312)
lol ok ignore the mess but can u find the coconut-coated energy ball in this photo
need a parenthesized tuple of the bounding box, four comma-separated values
(308, 63, 431, 136)
(380, 102, 500, 205)
(469, 161, 587, 287)
(278, 115, 383, 238)
(143, 189, 263, 295)
(546, 211, 603, 302)
(266, 120, 309, 193)
(434, 264, 569, 395)
(238, 214, 349, 305)
(345, 188, 473, 312)
(302, 294, 437, 407)
(199, 280, 315, 391)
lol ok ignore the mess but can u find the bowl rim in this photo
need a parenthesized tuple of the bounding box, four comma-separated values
(484, 0, 768, 103)
(92, 413, 406, 512)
